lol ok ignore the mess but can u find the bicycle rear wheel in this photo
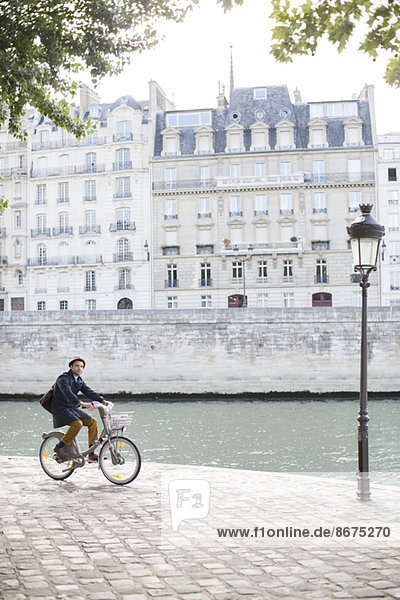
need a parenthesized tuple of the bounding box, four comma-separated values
(39, 434, 75, 480)
(99, 435, 141, 485)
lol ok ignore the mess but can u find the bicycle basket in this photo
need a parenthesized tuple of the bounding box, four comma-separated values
(110, 414, 132, 430)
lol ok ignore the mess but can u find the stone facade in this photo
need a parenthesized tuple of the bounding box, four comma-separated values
(0, 308, 398, 395)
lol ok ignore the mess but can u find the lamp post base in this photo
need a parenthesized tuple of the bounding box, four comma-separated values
(357, 471, 371, 502)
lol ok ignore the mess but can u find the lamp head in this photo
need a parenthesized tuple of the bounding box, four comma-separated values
(347, 204, 385, 272)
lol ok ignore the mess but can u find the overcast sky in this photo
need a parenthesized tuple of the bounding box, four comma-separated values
(95, 0, 400, 136)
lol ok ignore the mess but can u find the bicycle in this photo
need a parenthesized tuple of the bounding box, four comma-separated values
(39, 401, 141, 485)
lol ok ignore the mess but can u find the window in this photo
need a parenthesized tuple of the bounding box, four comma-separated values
(39, 130, 49, 148)
(389, 214, 399, 232)
(389, 241, 400, 262)
(167, 111, 211, 128)
(389, 168, 397, 182)
(59, 300, 68, 310)
(201, 295, 212, 308)
(349, 191, 361, 212)
(37, 301, 46, 311)
(116, 121, 132, 141)
(254, 195, 267, 216)
(313, 160, 325, 183)
(119, 268, 131, 290)
(313, 192, 327, 213)
(14, 182, 21, 197)
(37, 245, 47, 267)
(116, 208, 131, 230)
(115, 177, 131, 198)
(58, 212, 69, 234)
(14, 241, 21, 258)
(85, 152, 97, 173)
(166, 264, 178, 288)
(164, 199, 178, 220)
(198, 197, 211, 218)
(84, 210, 96, 233)
(167, 296, 178, 309)
(16, 270, 23, 285)
(86, 299, 96, 310)
(116, 238, 131, 261)
(84, 180, 96, 201)
(232, 261, 243, 281)
(254, 88, 267, 100)
(283, 292, 294, 308)
(58, 182, 69, 203)
(36, 184, 47, 205)
(280, 194, 293, 215)
(257, 293, 269, 307)
(254, 163, 266, 178)
(348, 159, 361, 181)
(14, 211, 21, 229)
(389, 190, 398, 205)
(85, 270, 96, 292)
(230, 164, 240, 179)
(164, 168, 177, 189)
(200, 263, 212, 287)
(229, 195, 242, 217)
(57, 271, 69, 292)
(283, 260, 293, 281)
(257, 261, 268, 281)
(199, 166, 210, 186)
(36, 215, 47, 235)
(280, 161, 291, 176)
(315, 259, 328, 283)
(390, 272, 400, 290)
(115, 148, 131, 170)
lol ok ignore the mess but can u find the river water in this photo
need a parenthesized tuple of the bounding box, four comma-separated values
(1, 397, 399, 482)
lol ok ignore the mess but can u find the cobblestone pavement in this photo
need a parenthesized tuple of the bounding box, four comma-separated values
(1, 456, 400, 600)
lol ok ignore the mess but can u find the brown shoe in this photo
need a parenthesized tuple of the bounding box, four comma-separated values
(88, 453, 99, 463)
(54, 445, 68, 461)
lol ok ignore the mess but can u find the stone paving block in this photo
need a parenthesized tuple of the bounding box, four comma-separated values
(386, 590, 400, 599)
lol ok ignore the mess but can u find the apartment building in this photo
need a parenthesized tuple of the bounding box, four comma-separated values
(377, 132, 400, 306)
(0, 81, 173, 311)
(151, 84, 378, 309)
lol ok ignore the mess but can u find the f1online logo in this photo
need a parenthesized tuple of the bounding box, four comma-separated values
(168, 479, 211, 532)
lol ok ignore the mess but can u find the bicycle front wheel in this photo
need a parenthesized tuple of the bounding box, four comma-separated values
(39, 434, 75, 481)
(99, 435, 141, 485)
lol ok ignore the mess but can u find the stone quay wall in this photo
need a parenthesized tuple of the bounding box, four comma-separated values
(0, 308, 399, 396)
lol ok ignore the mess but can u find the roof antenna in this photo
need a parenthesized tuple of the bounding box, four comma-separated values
(230, 45, 234, 101)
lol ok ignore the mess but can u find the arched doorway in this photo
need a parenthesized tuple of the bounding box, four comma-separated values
(312, 292, 332, 307)
(117, 297, 133, 310)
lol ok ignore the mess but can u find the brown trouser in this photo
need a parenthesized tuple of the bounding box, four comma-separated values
(62, 417, 98, 447)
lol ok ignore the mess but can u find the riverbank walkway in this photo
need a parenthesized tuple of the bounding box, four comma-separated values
(1, 456, 400, 600)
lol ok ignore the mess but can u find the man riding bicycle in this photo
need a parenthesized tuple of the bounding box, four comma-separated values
(52, 356, 107, 462)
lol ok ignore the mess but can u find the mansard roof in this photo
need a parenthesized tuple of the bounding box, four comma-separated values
(153, 84, 374, 157)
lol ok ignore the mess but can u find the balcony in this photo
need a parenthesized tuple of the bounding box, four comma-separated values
(231, 277, 243, 285)
(153, 179, 216, 191)
(0, 227, 6, 237)
(113, 162, 132, 171)
(280, 209, 294, 215)
(162, 246, 180, 256)
(113, 192, 132, 199)
(391, 285, 400, 290)
(52, 226, 73, 237)
(216, 173, 305, 189)
(165, 279, 179, 288)
(76, 255, 103, 265)
(0, 256, 8, 265)
(113, 133, 133, 142)
(312, 241, 330, 251)
(27, 256, 75, 266)
(31, 228, 51, 238)
(314, 274, 329, 284)
(84, 286, 97, 292)
(196, 245, 214, 255)
(31, 164, 105, 178)
(313, 208, 327, 214)
(113, 252, 133, 262)
(116, 283, 133, 290)
(254, 210, 268, 216)
(229, 211, 243, 217)
(0, 141, 27, 152)
(79, 225, 101, 235)
(198, 212, 212, 219)
(0, 167, 28, 178)
(222, 241, 301, 255)
(57, 287, 70, 293)
(282, 276, 294, 283)
(164, 214, 178, 220)
(31, 137, 107, 151)
(83, 195, 97, 202)
(199, 278, 212, 287)
(305, 171, 375, 183)
(109, 222, 136, 232)
(34, 199, 47, 206)
(57, 197, 70, 204)
(35, 288, 47, 294)
(256, 277, 268, 284)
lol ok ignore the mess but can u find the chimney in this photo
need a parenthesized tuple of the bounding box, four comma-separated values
(79, 85, 100, 119)
(293, 88, 302, 103)
(217, 82, 228, 108)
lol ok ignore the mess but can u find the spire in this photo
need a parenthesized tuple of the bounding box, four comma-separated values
(229, 45, 234, 101)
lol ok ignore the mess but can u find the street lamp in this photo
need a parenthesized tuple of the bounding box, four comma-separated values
(347, 204, 385, 502)
(233, 244, 254, 307)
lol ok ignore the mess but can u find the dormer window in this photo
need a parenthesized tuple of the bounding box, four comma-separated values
(225, 123, 245, 153)
(250, 122, 270, 152)
(343, 118, 364, 147)
(161, 128, 181, 156)
(308, 119, 328, 148)
(194, 127, 214, 155)
(89, 105, 102, 118)
(275, 120, 295, 150)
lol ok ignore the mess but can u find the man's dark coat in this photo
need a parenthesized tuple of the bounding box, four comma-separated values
(52, 369, 103, 428)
